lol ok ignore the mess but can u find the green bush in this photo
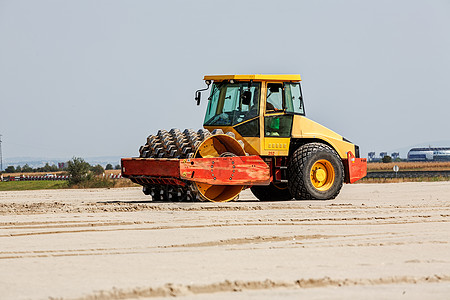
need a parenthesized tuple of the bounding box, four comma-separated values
(22, 164, 33, 172)
(67, 157, 92, 185)
(66, 157, 117, 188)
(91, 164, 104, 176)
(5, 166, 15, 173)
(382, 155, 392, 163)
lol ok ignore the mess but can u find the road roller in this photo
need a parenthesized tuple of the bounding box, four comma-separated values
(121, 74, 367, 202)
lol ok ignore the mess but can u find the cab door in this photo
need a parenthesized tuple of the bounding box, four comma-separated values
(261, 82, 293, 156)
(230, 82, 262, 155)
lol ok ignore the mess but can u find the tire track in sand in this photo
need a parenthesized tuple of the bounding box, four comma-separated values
(2, 232, 448, 260)
(1, 202, 449, 215)
(0, 234, 330, 259)
(1, 210, 448, 238)
(59, 275, 450, 299)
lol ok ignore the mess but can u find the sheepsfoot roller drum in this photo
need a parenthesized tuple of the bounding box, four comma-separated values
(122, 129, 270, 202)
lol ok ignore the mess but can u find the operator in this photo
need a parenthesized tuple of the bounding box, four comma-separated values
(266, 84, 283, 112)
(245, 98, 258, 119)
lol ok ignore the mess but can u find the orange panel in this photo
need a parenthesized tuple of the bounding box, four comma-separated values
(122, 156, 270, 186)
(121, 158, 180, 177)
(343, 152, 367, 184)
(180, 156, 270, 186)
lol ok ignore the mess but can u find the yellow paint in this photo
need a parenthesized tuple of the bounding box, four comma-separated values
(204, 126, 260, 155)
(315, 168, 326, 182)
(292, 116, 356, 159)
(196, 137, 220, 158)
(241, 137, 260, 154)
(206, 115, 356, 159)
(204, 74, 301, 82)
(264, 137, 290, 150)
(261, 137, 290, 156)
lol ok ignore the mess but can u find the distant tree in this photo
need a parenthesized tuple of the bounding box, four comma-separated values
(22, 164, 33, 172)
(115, 164, 121, 170)
(105, 163, 113, 170)
(42, 163, 52, 172)
(38, 163, 58, 172)
(15, 165, 22, 173)
(91, 164, 104, 176)
(382, 155, 392, 163)
(67, 157, 91, 185)
(5, 166, 15, 173)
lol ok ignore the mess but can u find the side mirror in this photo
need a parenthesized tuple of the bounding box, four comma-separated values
(195, 91, 201, 105)
(242, 91, 252, 105)
(194, 80, 211, 106)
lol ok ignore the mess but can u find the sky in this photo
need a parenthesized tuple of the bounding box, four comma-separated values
(1, 0, 449, 162)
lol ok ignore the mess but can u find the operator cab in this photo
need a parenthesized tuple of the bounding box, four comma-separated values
(201, 75, 305, 139)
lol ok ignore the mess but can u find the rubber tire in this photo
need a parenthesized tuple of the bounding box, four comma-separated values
(287, 143, 344, 200)
(251, 183, 293, 201)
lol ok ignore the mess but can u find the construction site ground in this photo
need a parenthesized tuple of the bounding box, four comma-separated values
(0, 182, 449, 299)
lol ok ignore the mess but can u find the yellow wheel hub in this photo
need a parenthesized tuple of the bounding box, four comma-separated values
(315, 169, 326, 182)
(310, 159, 335, 191)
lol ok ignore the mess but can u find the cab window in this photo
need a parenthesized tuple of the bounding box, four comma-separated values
(265, 115, 293, 137)
(204, 82, 261, 126)
(266, 83, 283, 112)
(265, 82, 304, 115)
(284, 83, 304, 115)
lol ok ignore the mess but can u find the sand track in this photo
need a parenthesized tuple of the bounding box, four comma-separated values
(0, 182, 449, 299)
(71, 275, 450, 300)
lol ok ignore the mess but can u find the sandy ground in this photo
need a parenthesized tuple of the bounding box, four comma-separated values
(0, 182, 449, 300)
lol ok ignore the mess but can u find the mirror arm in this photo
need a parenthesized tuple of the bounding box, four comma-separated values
(194, 81, 211, 106)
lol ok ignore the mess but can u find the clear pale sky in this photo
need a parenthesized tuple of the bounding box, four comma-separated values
(1, 0, 449, 160)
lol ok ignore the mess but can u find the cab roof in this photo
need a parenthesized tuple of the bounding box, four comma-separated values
(203, 74, 301, 82)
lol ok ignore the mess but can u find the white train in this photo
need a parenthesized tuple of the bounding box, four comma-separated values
(407, 147, 450, 161)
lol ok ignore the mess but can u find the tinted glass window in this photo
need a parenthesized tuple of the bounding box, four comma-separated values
(264, 115, 293, 137)
(266, 83, 283, 112)
(204, 82, 261, 126)
(284, 83, 304, 115)
(234, 118, 259, 137)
